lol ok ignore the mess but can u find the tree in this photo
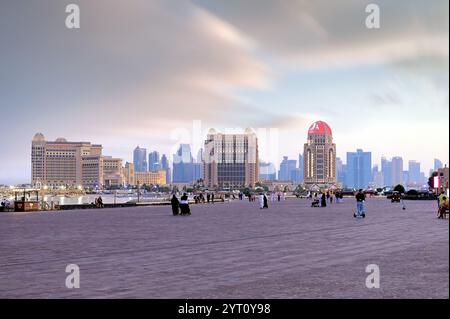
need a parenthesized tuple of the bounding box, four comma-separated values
(295, 184, 306, 194)
(242, 187, 251, 197)
(393, 184, 406, 194)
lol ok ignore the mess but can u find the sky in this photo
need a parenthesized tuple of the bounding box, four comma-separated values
(0, 0, 448, 184)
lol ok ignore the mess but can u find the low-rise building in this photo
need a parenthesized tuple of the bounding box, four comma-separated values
(103, 156, 124, 188)
(135, 171, 167, 186)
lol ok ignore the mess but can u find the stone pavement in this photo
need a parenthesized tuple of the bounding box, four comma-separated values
(0, 198, 448, 298)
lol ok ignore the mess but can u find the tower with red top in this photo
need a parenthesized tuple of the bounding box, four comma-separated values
(303, 121, 337, 188)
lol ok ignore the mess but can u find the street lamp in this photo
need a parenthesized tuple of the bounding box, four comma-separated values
(137, 181, 140, 203)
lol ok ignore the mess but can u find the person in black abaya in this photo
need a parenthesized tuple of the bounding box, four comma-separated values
(171, 194, 180, 216)
(321, 192, 327, 207)
(263, 193, 269, 209)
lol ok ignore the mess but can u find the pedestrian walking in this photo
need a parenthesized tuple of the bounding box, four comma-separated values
(354, 189, 366, 218)
(321, 193, 327, 207)
(259, 193, 264, 209)
(171, 194, 180, 216)
(179, 193, 191, 216)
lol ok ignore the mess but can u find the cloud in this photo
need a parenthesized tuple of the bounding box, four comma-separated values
(0, 0, 274, 183)
(0, 0, 271, 113)
(0, 0, 448, 183)
(194, 0, 448, 68)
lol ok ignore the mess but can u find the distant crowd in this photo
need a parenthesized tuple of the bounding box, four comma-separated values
(167, 189, 376, 219)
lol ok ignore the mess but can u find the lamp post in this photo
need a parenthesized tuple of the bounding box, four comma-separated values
(137, 181, 140, 203)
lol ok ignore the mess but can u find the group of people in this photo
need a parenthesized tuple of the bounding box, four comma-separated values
(168, 188, 450, 220)
(259, 193, 269, 209)
(193, 192, 216, 204)
(1, 198, 11, 211)
(171, 193, 191, 216)
(308, 189, 366, 218)
(310, 191, 334, 207)
(94, 196, 104, 208)
(248, 192, 286, 203)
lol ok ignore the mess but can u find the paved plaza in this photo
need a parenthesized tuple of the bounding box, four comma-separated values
(0, 198, 448, 299)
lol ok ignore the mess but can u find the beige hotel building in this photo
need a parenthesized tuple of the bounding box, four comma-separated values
(31, 133, 123, 189)
(31, 133, 168, 189)
(203, 128, 259, 188)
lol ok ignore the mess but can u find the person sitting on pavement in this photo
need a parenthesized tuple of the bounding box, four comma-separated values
(438, 195, 449, 219)
(97, 196, 104, 208)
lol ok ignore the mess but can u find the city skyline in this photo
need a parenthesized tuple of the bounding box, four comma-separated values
(1, 0, 449, 184)
(25, 129, 444, 189)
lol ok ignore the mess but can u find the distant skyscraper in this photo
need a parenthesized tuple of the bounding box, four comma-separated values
(403, 170, 409, 185)
(345, 149, 372, 189)
(434, 159, 443, 171)
(193, 163, 202, 182)
(336, 157, 346, 186)
(408, 160, 421, 184)
(148, 151, 161, 172)
(161, 154, 171, 184)
(203, 128, 259, 188)
(172, 144, 195, 183)
(197, 148, 204, 164)
(133, 146, 147, 173)
(278, 156, 297, 181)
(381, 157, 392, 187)
(419, 172, 426, 185)
(195, 148, 204, 180)
(298, 153, 304, 182)
(392, 156, 404, 186)
(371, 165, 384, 189)
(303, 121, 337, 188)
(259, 162, 276, 181)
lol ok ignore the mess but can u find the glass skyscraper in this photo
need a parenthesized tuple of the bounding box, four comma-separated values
(345, 149, 372, 189)
(408, 160, 421, 184)
(172, 144, 195, 183)
(148, 151, 161, 172)
(381, 157, 392, 187)
(434, 159, 443, 171)
(161, 154, 171, 184)
(259, 162, 276, 181)
(278, 156, 297, 181)
(392, 156, 404, 186)
(133, 146, 147, 173)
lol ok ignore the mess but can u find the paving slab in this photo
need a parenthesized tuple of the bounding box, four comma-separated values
(0, 198, 448, 298)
